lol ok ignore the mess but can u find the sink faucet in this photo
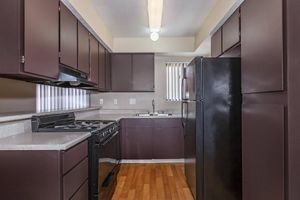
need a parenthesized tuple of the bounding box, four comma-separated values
(152, 99, 155, 113)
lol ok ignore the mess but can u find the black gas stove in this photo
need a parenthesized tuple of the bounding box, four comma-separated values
(31, 112, 121, 200)
(32, 112, 118, 142)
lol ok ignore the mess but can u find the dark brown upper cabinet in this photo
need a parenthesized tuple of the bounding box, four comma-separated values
(111, 54, 132, 92)
(98, 44, 106, 90)
(111, 53, 155, 92)
(222, 9, 240, 52)
(132, 54, 155, 92)
(89, 35, 98, 85)
(241, 0, 284, 93)
(77, 22, 90, 75)
(105, 50, 112, 91)
(211, 28, 222, 57)
(0, 0, 59, 80)
(60, 2, 77, 70)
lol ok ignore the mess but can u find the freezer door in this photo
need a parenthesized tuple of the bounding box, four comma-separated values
(200, 58, 241, 102)
(184, 101, 197, 198)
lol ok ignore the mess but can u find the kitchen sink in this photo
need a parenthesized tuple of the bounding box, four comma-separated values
(136, 113, 172, 117)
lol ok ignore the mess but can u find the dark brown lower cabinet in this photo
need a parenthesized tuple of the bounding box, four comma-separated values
(287, 1, 300, 199)
(121, 118, 184, 160)
(0, 141, 88, 200)
(242, 102, 285, 200)
(121, 119, 153, 159)
(153, 119, 184, 159)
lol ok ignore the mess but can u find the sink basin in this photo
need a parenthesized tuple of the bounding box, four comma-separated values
(136, 113, 172, 117)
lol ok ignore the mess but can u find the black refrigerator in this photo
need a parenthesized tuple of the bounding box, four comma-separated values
(182, 57, 242, 200)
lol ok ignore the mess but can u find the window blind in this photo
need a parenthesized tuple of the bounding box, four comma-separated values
(36, 84, 90, 113)
(166, 62, 187, 101)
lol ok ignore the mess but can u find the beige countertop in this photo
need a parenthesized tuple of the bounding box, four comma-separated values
(0, 131, 91, 151)
(0, 109, 180, 151)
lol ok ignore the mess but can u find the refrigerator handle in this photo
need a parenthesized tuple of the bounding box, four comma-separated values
(181, 78, 186, 100)
(181, 101, 187, 129)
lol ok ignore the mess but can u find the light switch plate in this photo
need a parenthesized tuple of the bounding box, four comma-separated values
(114, 99, 118, 105)
(129, 98, 136, 105)
(99, 99, 104, 105)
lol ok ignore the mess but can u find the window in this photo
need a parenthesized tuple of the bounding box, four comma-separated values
(166, 62, 187, 101)
(36, 84, 90, 113)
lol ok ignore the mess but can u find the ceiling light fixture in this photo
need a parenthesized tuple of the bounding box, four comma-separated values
(150, 31, 160, 41)
(148, 0, 163, 41)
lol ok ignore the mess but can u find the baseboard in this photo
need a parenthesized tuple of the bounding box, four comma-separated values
(120, 159, 184, 164)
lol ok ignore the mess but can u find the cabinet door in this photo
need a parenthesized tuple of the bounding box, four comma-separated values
(60, 3, 77, 70)
(132, 54, 155, 92)
(105, 50, 112, 91)
(111, 54, 132, 91)
(153, 119, 184, 159)
(89, 36, 98, 85)
(222, 10, 240, 52)
(98, 44, 105, 90)
(241, 0, 283, 93)
(24, 0, 59, 79)
(211, 28, 222, 57)
(242, 104, 284, 200)
(77, 22, 90, 74)
(121, 119, 153, 159)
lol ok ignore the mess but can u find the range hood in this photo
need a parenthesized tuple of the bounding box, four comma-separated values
(53, 66, 97, 88)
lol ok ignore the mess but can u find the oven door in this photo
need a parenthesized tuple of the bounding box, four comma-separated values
(98, 131, 120, 200)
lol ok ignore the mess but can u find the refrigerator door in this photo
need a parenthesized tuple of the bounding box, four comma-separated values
(203, 101, 242, 200)
(184, 100, 197, 198)
(201, 58, 242, 200)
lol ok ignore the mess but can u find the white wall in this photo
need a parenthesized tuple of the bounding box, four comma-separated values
(91, 55, 193, 114)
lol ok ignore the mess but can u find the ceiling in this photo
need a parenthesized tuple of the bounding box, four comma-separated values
(92, 0, 217, 37)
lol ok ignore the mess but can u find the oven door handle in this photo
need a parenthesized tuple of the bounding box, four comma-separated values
(101, 131, 119, 146)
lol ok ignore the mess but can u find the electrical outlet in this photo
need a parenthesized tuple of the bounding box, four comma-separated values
(113, 99, 118, 105)
(129, 98, 136, 105)
(99, 99, 104, 105)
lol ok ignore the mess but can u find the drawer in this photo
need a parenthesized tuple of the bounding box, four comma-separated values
(124, 118, 153, 127)
(153, 118, 181, 128)
(63, 158, 88, 200)
(62, 140, 88, 174)
(70, 181, 88, 200)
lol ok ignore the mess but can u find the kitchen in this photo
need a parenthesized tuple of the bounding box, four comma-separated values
(0, 0, 299, 200)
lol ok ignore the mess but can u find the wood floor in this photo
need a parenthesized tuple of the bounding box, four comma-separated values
(112, 164, 194, 200)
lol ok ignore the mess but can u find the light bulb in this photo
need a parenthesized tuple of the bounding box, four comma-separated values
(150, 32, 159, 41)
